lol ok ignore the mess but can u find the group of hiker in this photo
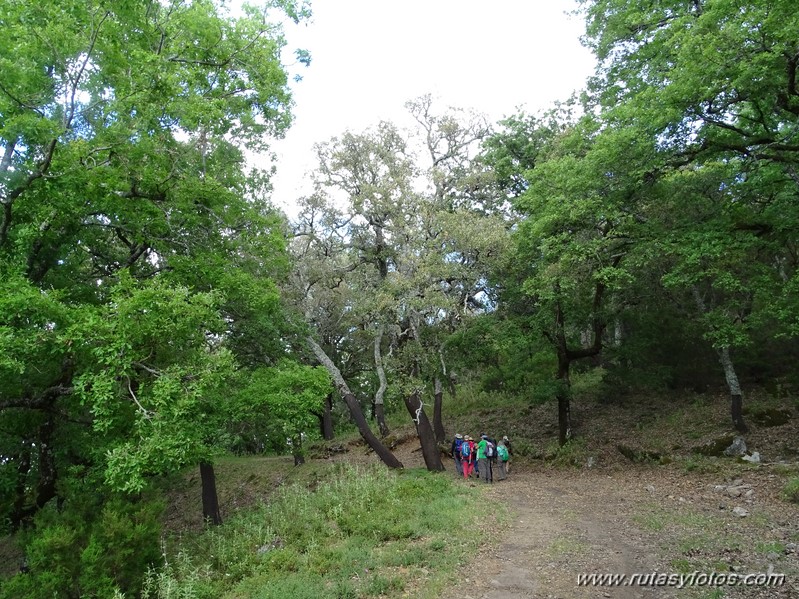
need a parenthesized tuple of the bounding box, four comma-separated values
(450, 433, 512, 483)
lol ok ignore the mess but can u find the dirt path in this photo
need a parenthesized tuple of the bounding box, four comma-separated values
(439, 467, 678, 599)
(338, 435, 798, 598)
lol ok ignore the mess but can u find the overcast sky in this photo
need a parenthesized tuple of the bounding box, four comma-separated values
(264, 0, 596, 213)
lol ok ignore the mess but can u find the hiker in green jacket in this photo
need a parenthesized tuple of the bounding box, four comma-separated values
(496, 440, 509, 480)
(476, 435, 490, 484)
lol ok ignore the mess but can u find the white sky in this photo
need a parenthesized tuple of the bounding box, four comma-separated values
(265, 0, 596, 214)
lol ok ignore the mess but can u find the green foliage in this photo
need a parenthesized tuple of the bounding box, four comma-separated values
(577, 0, 799, 351)
(477, 0, 799, 432)
(141, 464, 482, 599)
(544, 438, 589, 468)
(506, 437, 541, 459)
(228, 362, 332, 455)
(445, 315, 554, 393)
(0, 497, 163, 599)
(59, 275, 239, 493)
(480, 108, 572, 198)
(0, 5, 314, 597)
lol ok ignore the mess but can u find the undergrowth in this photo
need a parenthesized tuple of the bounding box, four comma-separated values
(142, 463, 482, 599)
(785, 477, 799, 503)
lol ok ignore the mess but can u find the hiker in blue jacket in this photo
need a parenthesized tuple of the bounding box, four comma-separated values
(450, 433, 464, 476)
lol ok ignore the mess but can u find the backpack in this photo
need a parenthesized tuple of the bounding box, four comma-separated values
(486, 441, 495, 458)
(497, 445, 509, 461)
(461, 440, 471, 459)
(454, 437, 463, 457)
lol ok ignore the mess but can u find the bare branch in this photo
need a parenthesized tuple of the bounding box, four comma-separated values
(127, 377, 153, 419)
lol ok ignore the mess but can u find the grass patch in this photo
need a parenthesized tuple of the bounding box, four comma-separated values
(783, 477, 799, 503)
(637, 503, 751, 576)
(633, 505, 667, 532)
(678, 455, 724, 474)
(143, 463, 483, 599)
(755, 541, 785, 554)
(547, 536, 588, 557)
(772, 463, 799, 477)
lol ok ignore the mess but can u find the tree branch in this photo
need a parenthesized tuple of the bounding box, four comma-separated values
(0, 385, 73, 411)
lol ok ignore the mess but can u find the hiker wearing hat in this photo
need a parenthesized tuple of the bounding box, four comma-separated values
(476, 434, 491, 483)
(450, 433, 464, 476)
(461, 436, 476, 480)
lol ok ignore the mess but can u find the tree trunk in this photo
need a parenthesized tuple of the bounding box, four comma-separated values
(718, 346, 749, 433)
(34, 418, 57, 510)
(401, 313, 444, 471)
(292, 434, 305, 466)
(556, 356, 572, 447)
(553, 293, 573, 447)
(374, 403, 388, 437)
(692, 287, 749, 434)
(321, 393, 334, 440)
(439, 347, 457, 398)
(373, 327, 390, 437)
(341, 391, 403, 467)
(200, 461, 222, 526)
(433, 377, 446, 443)
(548, 281, 607, 447)
(307, 336, 403, 468)
(10, 444, 32, 530)
(404, 390, 445, 471)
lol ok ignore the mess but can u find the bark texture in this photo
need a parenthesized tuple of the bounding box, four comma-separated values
(200, 461, 222, 526)
(404, 390, 445, 471)
(320, 393, 334, 440)
(373, 328, 390, 437)
(433, 377, 446, 443)
(719, 346, 749, 433)
(343, 391, 403, 468)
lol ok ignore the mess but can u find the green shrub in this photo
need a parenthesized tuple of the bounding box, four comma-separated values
(784, 477, 799, 503)
(511, 438, 541, 458)
(0, 497, 163, 599)
(545, 438, 588, 467)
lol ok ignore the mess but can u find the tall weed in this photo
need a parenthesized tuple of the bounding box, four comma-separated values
(143, 464, 481, 599)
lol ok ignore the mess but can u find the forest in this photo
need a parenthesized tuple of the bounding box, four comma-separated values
(1, 1, 798, 598)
